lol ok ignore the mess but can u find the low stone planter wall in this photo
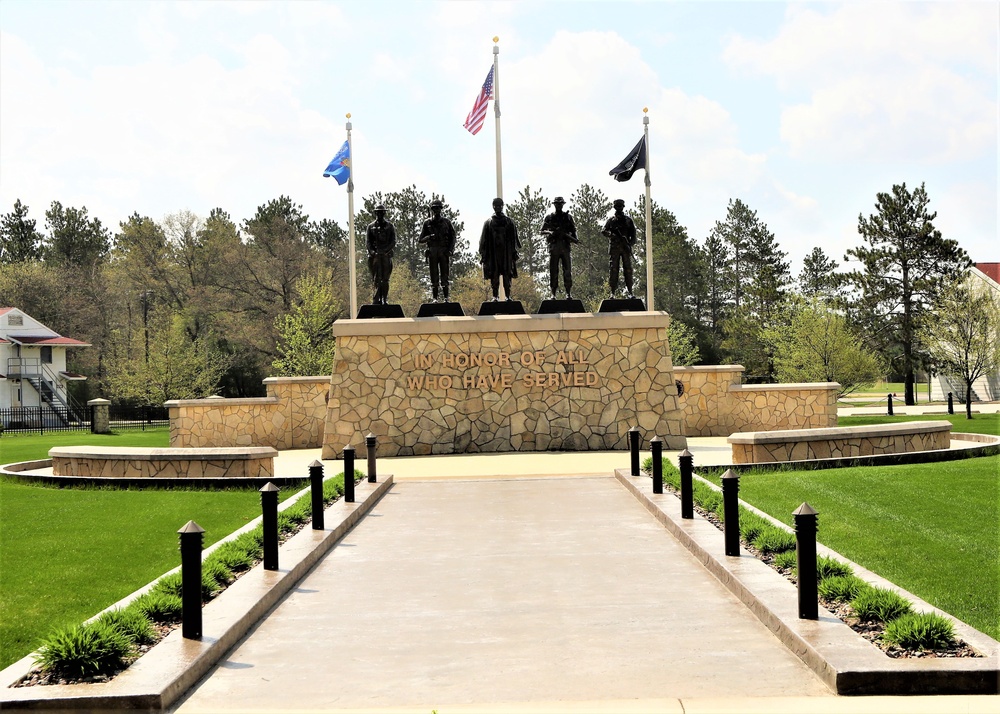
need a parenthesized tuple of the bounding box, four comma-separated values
(675, 365, 839, 437)
(728, 421, 952, 464)
(49, 446, 277, 479)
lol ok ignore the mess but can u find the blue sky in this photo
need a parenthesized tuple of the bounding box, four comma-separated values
(1, 1, 996, 274)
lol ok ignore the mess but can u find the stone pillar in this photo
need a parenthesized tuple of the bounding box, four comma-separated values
(88, 398, 111, 434)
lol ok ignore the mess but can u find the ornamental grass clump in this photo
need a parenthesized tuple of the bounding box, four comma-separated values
(34, 622, 133, 678)
(210, 540, 256, 573)
(132, 591, 182, 623)
(738, 510, 770, 543)
(882, 612, 956, 651)
(773, 550, 797, 570)
(816, 555, 853, 581)
(818, 575, 869, 603)
(851, 586, 913, 623)
(752, 525, 796, 555)
(96, 607, 156, 646)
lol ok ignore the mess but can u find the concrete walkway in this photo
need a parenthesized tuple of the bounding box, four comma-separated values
(174, 476, 833, 711)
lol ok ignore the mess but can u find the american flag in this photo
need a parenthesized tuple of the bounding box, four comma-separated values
(463, 66, 494, 135)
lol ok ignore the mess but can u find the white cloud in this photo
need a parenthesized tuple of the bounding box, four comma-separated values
(724, 2, 998, 162)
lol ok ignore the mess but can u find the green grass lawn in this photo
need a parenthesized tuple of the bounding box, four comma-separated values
(838, 413, 1000, 436)
(851, 381, 932, 399)
(0, 427, 171, 465)
(0, 429, 300, 669)
(710, 452, 1000, 640)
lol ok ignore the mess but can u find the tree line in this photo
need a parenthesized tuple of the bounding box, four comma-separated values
(1, 181, 991, 408)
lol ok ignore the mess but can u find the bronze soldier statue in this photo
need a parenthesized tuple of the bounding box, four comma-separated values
(418, 199, 457, 302)
(540, 196, 580, 299)
(479, 197, 520, 301)
(366, 204, 397, 305)
(602, 199, 637, 298)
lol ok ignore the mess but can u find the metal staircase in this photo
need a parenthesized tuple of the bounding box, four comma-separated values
(7, 359, 86, 425)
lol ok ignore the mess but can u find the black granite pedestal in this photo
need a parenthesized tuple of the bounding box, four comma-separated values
(416, 302, 465, 317)
(599, 297, 646, 313)
(357, 304, 406, 319)
(478, 301, 526, 316)
(537, 299, 587, 314)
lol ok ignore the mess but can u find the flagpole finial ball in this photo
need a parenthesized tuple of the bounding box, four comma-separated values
(493, 36, 499, 43)
(346, 113, 351, 119)
(643, 107, 648, 114)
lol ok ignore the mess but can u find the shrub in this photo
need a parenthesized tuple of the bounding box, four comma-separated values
(816, 556, 853, 581)
(818, 575, 869, 603)
(132, 591, 182, 623)
(34, 622, 133, 678)
(882, 612, 956, 651)
(752, 526, 796, 554)
(97, 607, 156, 645)
(773, 550, 797, 571)
(852, 587, 913, 623)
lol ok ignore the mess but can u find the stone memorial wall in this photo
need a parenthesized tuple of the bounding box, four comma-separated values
(321, 313, 687, 457)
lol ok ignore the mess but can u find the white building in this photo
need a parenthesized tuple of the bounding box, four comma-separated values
(1, 307, 90, 427)
(929, 263, 1000, 403)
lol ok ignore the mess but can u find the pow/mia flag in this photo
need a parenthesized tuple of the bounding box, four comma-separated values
(609, 135, 647, 182)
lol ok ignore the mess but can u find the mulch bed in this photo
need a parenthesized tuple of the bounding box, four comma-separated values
(663, 480, 982, 659)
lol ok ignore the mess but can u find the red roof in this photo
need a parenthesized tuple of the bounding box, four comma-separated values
(975, 263, 1000, 284)
(0, 308, 13, 316)
(6, 335, 91, 346)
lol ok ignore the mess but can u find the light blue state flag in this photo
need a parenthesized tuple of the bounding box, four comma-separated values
(323, 141, 351, 185)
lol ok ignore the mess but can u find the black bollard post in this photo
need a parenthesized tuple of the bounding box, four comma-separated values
(887, 393, 894, 416)
(309, 460, 325, 531)
(343, 446, 355, 503)
(178, 520, 205, 639)
(629, 427, 641, 477)
(650, 437, 663, 494)
(260, 482, 280, 571)
(793, 502, 819, 620)
(721, 469, 741, 556)
(948, 392, 954, 415)
(678, 448, 694, 520)
(366, 433, 378, 483)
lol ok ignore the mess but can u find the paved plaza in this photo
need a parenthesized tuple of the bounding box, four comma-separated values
(175, 476, 833, 711)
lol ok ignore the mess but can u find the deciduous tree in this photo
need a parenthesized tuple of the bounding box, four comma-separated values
(923, 279, 1000, 419)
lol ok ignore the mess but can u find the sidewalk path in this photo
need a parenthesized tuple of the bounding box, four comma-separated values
(174, 477, 832, 711)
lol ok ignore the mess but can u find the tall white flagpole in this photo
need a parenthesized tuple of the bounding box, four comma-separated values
(346, 113, 358, 318)
(643, 108, 653, 311)
(493, 36, 503, 200)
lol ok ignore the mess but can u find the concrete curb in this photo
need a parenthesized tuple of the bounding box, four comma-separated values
(0, 477, 394, 711)
(614, 469, 1000, 695)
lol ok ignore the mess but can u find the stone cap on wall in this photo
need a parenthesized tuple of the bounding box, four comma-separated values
(728, 382, 840, 392)
(728, 420, 952, 444)
(673, 365, 745, 373)
(49, 446, 278, 460)
(164, 397, 281, 408)
(333, 311, 671, 337)
(262, 376, 332, 384)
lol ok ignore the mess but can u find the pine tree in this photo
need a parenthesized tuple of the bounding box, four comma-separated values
(0, 199, 43, 263)
(847, 182, 969, 405)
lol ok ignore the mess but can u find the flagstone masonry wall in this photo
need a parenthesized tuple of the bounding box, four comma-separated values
(167, 376, 329, 449)
(674, 365, 838, 437)
(321, 313, 687, 458)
